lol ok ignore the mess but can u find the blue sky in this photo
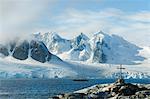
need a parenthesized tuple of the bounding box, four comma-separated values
(51, 0, 149, 12)
(0, 0, 150, 46)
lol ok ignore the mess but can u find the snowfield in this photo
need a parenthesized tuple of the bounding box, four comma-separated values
(0, 56, 77, 78)
(0, 50, 149, 79)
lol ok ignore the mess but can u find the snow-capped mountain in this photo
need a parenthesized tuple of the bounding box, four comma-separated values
(60, 33, 92, 61)
(35, 31, 144, 65)
(34, 32, 72, 54)
(88, 31, 144, 65)
(0, 31, 149, 79)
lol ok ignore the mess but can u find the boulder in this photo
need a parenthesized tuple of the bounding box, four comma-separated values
(13, 41, 29, 60)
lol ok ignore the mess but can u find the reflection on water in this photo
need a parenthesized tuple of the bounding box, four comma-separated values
(0, 79, 149, 99)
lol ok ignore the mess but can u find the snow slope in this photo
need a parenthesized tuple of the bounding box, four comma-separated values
(34, 32, 72, 54)
(0, 56, 76, 78)
(0, 55, 149, 79)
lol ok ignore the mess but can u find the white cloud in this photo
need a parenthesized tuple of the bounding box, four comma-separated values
(0, 0, 57, 43)
(47, 8, 150, 46)
(126, 11, 150, 23)
(0, 0, 149, 46)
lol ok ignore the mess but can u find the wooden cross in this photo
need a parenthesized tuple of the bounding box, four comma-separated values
(117, 64, 125, 79)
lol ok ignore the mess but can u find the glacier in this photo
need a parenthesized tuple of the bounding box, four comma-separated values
(0, 56, 149, 79)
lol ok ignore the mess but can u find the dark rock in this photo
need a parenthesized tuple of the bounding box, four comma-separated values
(0, 39, 61, 63)
(138, 86, 148, 91)
(0, 46, 9, 56)
(112, 85, 120, 93)
(130, 95, 137, 99)
(30, 40, 51, 63)
(136, 90, 150, 98)
(88, 93, 99, 99)
(115, 78, 125, 85)
(119, 83, 139, 96)
(88, 92, 108, 99)
(66, 93, 87, 99)
(93, 40, 106, 63)
(51, 81, 150, 99)
(51, 96, 60, 99)
(13, 41, 29, 60)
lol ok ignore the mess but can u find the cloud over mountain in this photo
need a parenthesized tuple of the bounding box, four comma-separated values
(0, 0, 149, 46)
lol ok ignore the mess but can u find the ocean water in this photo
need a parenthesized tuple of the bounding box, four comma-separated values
(0, 79, 149, 99)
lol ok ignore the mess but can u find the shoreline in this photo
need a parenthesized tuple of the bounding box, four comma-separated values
(51, 79, 150, 99)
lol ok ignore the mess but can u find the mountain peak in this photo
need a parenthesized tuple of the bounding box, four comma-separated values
(43, 32, 62, 40)
(51, 32, 61, 39)
(76, 32, 89, 41)
(94, 30, 107, 37)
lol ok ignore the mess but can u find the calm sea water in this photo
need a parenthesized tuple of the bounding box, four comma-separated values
(0, 79, 149, 99)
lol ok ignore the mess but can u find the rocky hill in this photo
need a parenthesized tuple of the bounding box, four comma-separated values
(0, 39, 61, 63)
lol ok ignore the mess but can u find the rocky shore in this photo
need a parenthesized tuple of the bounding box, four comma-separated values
(50, 79, 150, 99)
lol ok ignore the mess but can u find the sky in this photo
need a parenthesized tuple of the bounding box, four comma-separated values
(0, 0, 150, 46)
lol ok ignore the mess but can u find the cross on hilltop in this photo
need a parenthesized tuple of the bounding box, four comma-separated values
(117, 64, 125, 79)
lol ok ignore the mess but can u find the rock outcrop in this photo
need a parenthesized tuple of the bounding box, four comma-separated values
(0, 45, 9, 56)
(0, 40, 62, 63)
(51, 79, 150, 99)
(13, 41, 29, 60)
(30, 40, 52, 63)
